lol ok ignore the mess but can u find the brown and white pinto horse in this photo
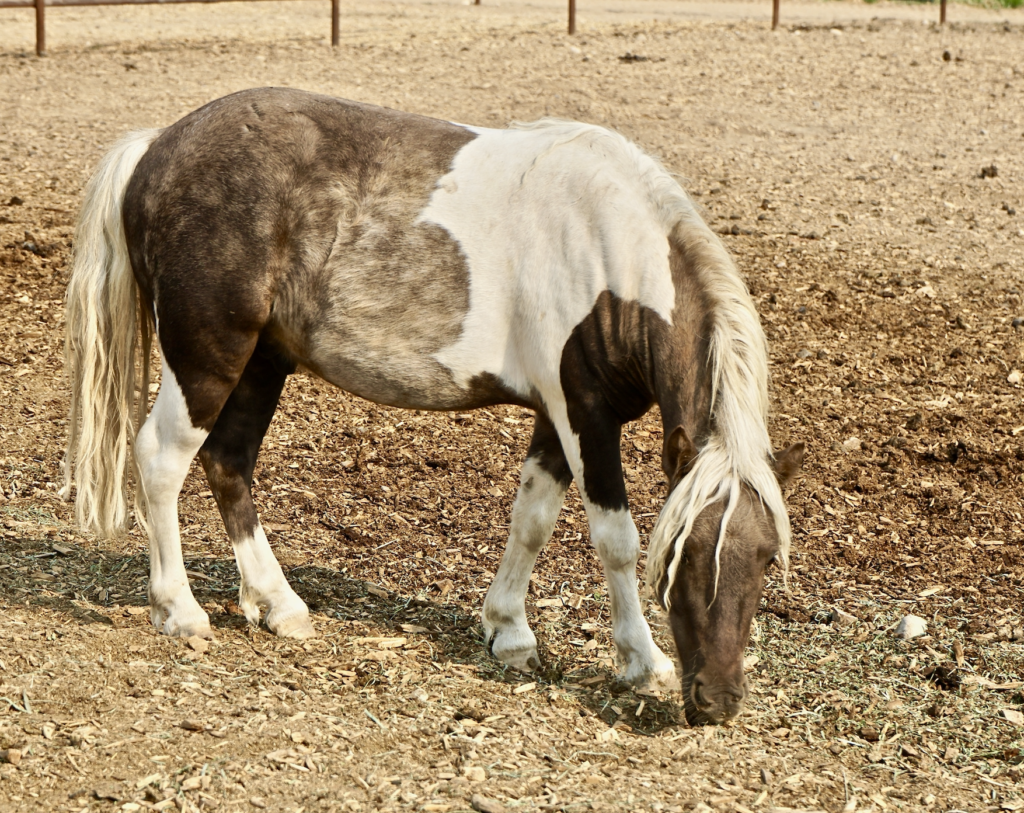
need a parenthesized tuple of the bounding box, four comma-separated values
(64, 88, 803, 724)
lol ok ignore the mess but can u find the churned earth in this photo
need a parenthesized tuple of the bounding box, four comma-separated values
(0, 1, 1023, 811)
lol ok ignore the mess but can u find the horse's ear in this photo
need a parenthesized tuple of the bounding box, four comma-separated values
(773, 442, 806, 487)
(664, 425, 699, 486)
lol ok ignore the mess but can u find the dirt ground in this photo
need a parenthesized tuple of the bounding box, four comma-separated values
(1, 1, 1024, 811)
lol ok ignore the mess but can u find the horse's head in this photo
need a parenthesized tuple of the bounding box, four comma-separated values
(653, 427, 804, 725)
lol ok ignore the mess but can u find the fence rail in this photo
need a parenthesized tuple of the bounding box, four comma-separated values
(1, 0, 954, 57)
(0, 0, 341, 54)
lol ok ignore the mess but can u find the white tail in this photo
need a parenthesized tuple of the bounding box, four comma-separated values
(62, 129, 162, 539)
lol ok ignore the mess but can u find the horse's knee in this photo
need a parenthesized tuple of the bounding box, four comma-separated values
(589, 508, 640, 570)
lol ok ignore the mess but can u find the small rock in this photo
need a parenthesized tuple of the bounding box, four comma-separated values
(842, 436, 863, 452)
(859, 725, 879, 743)
(895, 614, 927, 640)
(471, 794, 507, 813)
(760, 767, 773, 785)
(186, 635, 209, 654)
(463, 766, 486, 783)
(1013, 317, 1024, 330)
(249, 798, 267, 809)
(831, 608, 857, 627)
(180, 719, 206, 731)
(0, 748, 21, 766)
(1009, 370, 1022, 385)
(942, 49, 952, 61)
(980, 164, 998, 179)
(796, 349, 813, 359)
(1002, 709, 1024, 726)
(7, 196, 23, 206)
(829, 743, 843, 755)
(93, 785, 121, 802)
(905, 412, 924, 431)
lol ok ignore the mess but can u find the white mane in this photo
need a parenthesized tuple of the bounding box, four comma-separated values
(506, 118, 790, 607)
(645, 196, 790, 609)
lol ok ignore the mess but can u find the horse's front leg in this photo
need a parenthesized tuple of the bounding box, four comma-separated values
(554, 408, 677, 691)
(483, 413, 571, 671)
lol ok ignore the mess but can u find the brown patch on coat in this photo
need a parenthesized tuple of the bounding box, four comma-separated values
(124, 89, 486, 427)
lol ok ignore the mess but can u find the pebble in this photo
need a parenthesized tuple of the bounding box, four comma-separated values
(1009, 370, 1022, 385)
(796, 349, 813, 359)
(830, 608, 857, 627)
(0, 748, 21, 766)
(471, 794, 507, 813)
(463, 766, 486, 782)
(859, 725, 880, 742)
(895, 614, 927, 640)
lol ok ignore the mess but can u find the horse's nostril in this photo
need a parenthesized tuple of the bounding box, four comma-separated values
(691, 678, 711, 709)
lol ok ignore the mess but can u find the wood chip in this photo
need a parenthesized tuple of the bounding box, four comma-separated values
(513, 682, 536, 695)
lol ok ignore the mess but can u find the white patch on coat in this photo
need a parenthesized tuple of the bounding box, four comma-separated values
(418, 120, 678, 397)
(482, 457, 569, 671)
(134, 358, 212, 638)
(234, 523, 314, 639)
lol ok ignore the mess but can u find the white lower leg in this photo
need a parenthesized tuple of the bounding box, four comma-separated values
(483, 458, 567, 671)
(136, 363, 212, 638)
(588, 506, 677, 689)
(234, 522, 314, 639)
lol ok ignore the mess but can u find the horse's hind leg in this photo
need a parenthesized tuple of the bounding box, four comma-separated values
(136, 359, 216, 638)
(197, 342, 314, 639)
(483, 413, 571, 671)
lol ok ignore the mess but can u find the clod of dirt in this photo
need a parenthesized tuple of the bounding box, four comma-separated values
(859, 725, 880, 742)
(6, 196, 23, 206)
(471, 794, 507, 813)
(922, 664, 962, 691)
(943, 49, 953, 62)
(895, 614, 927, 640)
(0, 748, 21, 766)
(980, 164, 999, 179)
(831, 608, 857, 627)
(904, 412, 924, 431)
(463, 766, 487, 782)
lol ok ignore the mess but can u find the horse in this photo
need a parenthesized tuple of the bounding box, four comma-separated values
(63, 88, 803, 725)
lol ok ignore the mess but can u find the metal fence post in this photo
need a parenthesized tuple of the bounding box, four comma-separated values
(940, 0, 946, 24)
(331, 0, 338, 45)
(771, 0, 779, 30)
(568, 0, 575, 34)
(35, 0, 46, 55)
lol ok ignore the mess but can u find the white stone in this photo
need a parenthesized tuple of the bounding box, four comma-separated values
(895, 614, 927, 640)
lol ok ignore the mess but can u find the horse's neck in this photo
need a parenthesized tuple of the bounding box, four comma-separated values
(652, 236, 718, 446)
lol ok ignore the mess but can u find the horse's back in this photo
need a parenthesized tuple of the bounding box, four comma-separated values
(122, 88, 680, 413)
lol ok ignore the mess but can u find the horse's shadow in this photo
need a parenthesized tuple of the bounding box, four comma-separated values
(0, 534, 686, 736)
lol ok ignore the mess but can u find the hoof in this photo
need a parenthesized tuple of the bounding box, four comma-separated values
(268, 611, 316, 640)
(151, 605, 214, 640)
(488, 626, 541, 672)
(620, 647, 679, 692)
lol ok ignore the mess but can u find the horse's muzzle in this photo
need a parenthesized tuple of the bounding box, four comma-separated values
(686, 673, 748, 725)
